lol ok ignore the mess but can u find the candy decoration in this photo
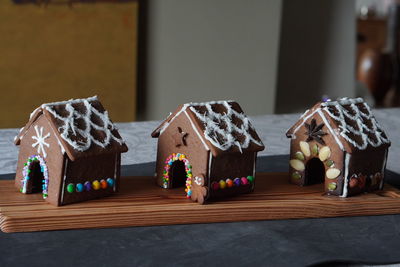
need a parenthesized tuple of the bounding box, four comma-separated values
(92, 180, 101, 190)
(226, 178, 234, 187)
(241, 177, 249, 185)
(233, 178, 241, 187)
(212, 182, 220, 190)
(76, 183, 84, 192)
(289, 159, 305, 171)
(318, 146, 331, 161)
(21, 155, 49, 199)
(67, 183, 75, 193)
(311, 144, 319, 156)
(300, 141, 311, 157)
(100, 179, 107, 189)
(327, 182, 337, 191)
(294, 151, 305, 161)
(326, 160, 334, 167)
(292, 172, 302, 180)
(219, 180, 226, 189)
(107, 178, 114, 187)
(246, 176, 254, 183)
(163, 153, 192, 198)
(326, 168, 341, 179)
(84, 181, 92, 191)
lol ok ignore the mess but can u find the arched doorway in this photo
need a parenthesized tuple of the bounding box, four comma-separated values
(21, 155, 49, 198)
(304, 158, 325, 185)
(163, 153, 193, 198)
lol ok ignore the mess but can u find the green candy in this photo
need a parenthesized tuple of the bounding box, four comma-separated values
(294, 152, 305, 161)
(67, 183, 75, 193)
(292, 172, 302, 180)
(311, 144, 318, 156)
(247, 176, 255, 183)
(327, 182, 337, 191)
(326, 160, 334, 167)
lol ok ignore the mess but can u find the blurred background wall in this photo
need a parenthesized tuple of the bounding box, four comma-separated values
(275, 0, 356, 114)
(0, 0, 361, 126)
(139, 0, 282, 120)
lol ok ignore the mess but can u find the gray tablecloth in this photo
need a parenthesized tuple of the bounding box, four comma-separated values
(1, 110, 400, 266)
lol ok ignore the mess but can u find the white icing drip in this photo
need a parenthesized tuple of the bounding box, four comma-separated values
(43, 96, 124, 152)
(113, 154, 118, 192)
(31, 125, 50, 158)
(60, 157, 69, 204)
(207, 151, 212, 185)
(29, 107, 40, 119)
(189, 101, 263, 152)
(321, 97, 390, 150)
(341, 153, 351, 197)
(183, 110, 210, 151)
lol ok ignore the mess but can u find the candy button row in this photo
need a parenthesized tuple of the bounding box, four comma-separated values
(212, 176, 254, 190)
(67, 178, 115, 193)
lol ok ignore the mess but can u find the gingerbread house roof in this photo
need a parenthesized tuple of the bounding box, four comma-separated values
(286, 97, 391, 152)
(152, 100, 265, 156)
(15, 96, 128, 161)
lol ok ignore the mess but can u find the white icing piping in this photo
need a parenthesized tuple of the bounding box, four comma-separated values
(290, 108, 345, 151)
(340, 153, 351, 197)
(321, 97, 390, 150)
(114, 153, 118, 192)
(158, 104, 189, 136)
(60, 157, 69, 204)
(288, 109, 320, 138)
(183, 110, 210, 151)
(317, 110, 345, 151)
(31, 125, 50, 158)
(188, 101, 263, 152)
(380, 149, 388, 190)
(207, 151, 212, 187)
(44, 96, 124, 152)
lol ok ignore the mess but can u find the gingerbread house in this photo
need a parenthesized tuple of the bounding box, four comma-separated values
(286, 97, 390, 197)
(151, 100, 265, 204)
(14, 96, 128, 206)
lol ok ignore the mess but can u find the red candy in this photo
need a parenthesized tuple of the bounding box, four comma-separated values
(211, 182, 220, 190)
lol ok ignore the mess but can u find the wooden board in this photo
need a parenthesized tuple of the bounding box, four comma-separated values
(1, 172, 400, 233)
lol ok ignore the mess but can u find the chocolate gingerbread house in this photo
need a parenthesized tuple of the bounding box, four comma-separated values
(14, 96, 128, 206)
(286, 97, 390, 197)
(151, 100, 265, 204)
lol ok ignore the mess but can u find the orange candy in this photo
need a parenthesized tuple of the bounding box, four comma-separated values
(100, 179, 108, 189)
(226, 179, 234, 188)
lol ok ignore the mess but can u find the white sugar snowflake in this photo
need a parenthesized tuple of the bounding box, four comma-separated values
(32, 125, 50, 158)
(194, 176, 203, 185)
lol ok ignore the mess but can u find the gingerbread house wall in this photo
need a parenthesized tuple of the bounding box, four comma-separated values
(61, 153, 120, 206)
(345, 148, 388, 196)
(289, 114, 345, 196)
(155, 112, 209, 189)
(14, 114, 65, 206)
(208, 152, 256, 198)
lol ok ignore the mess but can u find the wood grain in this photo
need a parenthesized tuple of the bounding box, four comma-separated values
(1, 172, 400, 233)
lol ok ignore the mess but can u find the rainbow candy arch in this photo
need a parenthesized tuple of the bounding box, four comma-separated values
(21, 155, 49, 199)
(163, 153, 192, 198)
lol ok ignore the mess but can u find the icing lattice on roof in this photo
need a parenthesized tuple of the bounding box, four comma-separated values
(188, 101, 264, 153)
(321, 97, 390, 150)
(43, 96, 124, 152)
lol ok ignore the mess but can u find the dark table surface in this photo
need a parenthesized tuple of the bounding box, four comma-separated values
(1, 155, 400, 267)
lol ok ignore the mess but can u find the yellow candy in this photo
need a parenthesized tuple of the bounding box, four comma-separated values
(92, 180, 101, 190)
(219, 180, 226, 189)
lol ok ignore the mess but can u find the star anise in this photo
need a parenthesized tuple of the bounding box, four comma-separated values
(304, 118, 327, 145)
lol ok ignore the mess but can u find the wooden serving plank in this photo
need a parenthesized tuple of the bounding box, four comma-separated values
(1, 172, 400, 233)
